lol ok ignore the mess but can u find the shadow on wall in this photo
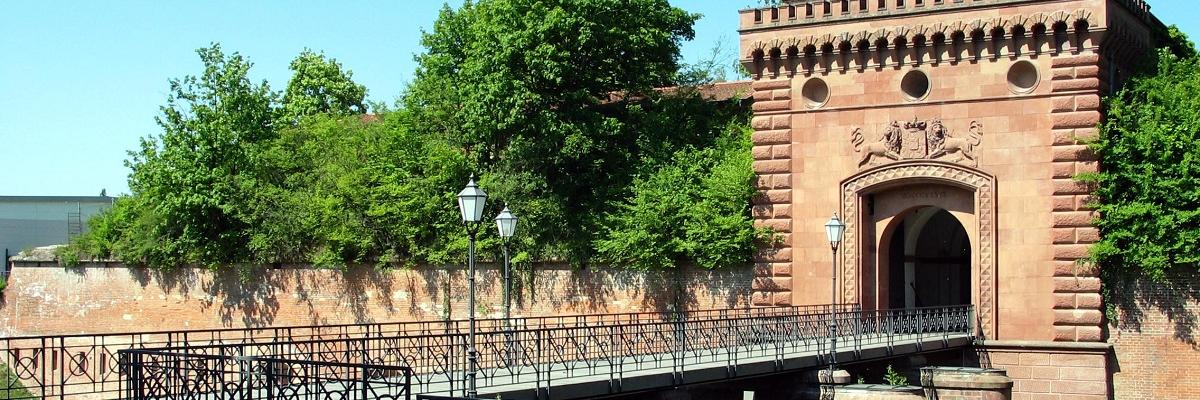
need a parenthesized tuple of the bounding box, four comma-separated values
(1108, 269, 1200, 347)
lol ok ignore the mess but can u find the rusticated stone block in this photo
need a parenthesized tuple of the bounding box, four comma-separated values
(752, 291, 774, 306)
(1076, 227, 1100, 243)
(1052, 111, 1100, 129)
(771, 89, 790, 100)
(1052, 195, 1077, 211)
(754, 218, 792, 232)
(1052, 78, 1100, 92)
(752, 129, 791, 144)
(1054, 309, 1103, 325)
(1052, 144, 1095, 162)
(1051, 67, 1076, 80)
(1076, 293, 1103, 309)
(753, 263, 773, 277)
(751, 116, 773, 130)
(1054, 276, 1102, 292)
(754, 247, 792, 262)
(771, 115, 791, 129)
(1053, 244, 1092, 260)
(1054, 326, 1077, 341)
(771, 174, 792, 189)
(1052, 97, 1075, 112)
(752, 79, 791, 91)
(765, 189, 792, 203)
(752, 99, 791, 112)
(771, 144, 792, 159)
(751, 205, 772, 218)
(1054, 260, 1099, 277)
(1075, 65, 1101, 78)
(752, 145, 773, 160)
(753, 159, 790, 174)
(1053, 179, 1092, 195)
(1053, 211, 1097, 227)
(1052, 54, 1100, 68)
(1052, 228, 1077, 244)
(1075, 325, 1103, 342)
(752, 276, 792, 291)
(773, 204, 793, 218)
(1053, 293, 1077, 309)
(771, 262, 792, 277)
(1075, 94, 1101, 110)
(773, 291, 793, 306)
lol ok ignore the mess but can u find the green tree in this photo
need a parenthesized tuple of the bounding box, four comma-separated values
(123, 43, 277, 267)
(406, 0, 708, 263)
(280, 50, 368, 123)
(1087, 27, 1200, 282)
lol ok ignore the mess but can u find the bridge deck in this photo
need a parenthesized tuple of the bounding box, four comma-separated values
(420, 332, 973, 399)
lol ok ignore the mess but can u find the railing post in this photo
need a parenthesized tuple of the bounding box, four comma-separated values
(361, 364, 369, 400)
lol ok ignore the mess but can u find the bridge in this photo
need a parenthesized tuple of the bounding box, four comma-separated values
(1, 305, 974, 400)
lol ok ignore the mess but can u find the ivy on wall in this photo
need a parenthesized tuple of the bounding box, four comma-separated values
(1085, 27, 1200, 314)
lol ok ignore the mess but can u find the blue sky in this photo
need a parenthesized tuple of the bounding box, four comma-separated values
(1, 1, 1196, 196)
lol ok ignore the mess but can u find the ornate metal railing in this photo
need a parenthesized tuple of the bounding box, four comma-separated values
(116, 305, 972, 399)
(0, 304, 848, 399)
(119, 349, 412, 400)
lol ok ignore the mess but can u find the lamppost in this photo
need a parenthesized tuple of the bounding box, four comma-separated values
(457, 174, 487, 398)
(824, 213, 846, 381)
(495, 206, 518, 321)
(495, 206, 518, 367)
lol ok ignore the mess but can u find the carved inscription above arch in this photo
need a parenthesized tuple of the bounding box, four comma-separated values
(840, 161, 997, 338)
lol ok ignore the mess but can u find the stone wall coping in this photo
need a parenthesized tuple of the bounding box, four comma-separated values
(839, 384, 923, 394)
(920, 367, 1013, 390)
(977, 339, 1112, 353)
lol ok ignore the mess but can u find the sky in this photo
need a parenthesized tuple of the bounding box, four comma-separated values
(1, 0, 1196, 197)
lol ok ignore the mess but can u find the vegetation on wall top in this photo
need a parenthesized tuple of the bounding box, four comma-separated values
(64, 0, 766, 272)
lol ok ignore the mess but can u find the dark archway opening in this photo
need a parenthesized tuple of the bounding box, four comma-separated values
(887, 207, 971, 308)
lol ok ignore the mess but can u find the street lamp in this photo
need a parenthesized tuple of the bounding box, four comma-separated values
(824, 213, 846, 382)
(457, 174, 487, 398)
(495, 206, 518, 321)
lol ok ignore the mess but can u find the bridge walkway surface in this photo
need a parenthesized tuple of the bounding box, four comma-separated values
(112, 305, 974, 400)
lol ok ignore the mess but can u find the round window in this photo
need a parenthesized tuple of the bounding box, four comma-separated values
(801, 78, 830, 109)
(901, 70, 931, 101)
(1007, 60, 1040, 94)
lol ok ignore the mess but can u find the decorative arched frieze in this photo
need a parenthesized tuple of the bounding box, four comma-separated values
(744, 9, 1105, 77)
(840, 161, 998, 339)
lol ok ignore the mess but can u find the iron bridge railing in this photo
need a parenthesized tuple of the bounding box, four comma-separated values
(0, 304, 847, 399)
(117, 305, 974, 399)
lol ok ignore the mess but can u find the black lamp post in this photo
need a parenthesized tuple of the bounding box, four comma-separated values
(824, 213, 846, 380)
(495, 206, 518, 321)
(457, 174, 487, 398)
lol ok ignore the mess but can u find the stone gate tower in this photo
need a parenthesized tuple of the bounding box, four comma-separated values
(740, 1, 1163, 398)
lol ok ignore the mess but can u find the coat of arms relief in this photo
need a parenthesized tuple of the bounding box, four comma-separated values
(851, 119, 984, 168)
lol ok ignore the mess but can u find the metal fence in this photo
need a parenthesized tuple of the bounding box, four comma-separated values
(115, 305, 972, 399)
(120, 349, 412, 400)
(0, 304, 849, 399)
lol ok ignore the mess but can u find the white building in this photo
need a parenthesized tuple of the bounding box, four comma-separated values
(0, 195, 114, 260)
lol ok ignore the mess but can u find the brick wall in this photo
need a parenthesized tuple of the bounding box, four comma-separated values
(0, 261, 752, 336)
(1109, 275, 1200, 400)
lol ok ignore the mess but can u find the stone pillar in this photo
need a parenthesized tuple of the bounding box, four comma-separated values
(1047, 53, 1104, 343)
(750, 78, 794, 307)
(920, 367, 1013, 400)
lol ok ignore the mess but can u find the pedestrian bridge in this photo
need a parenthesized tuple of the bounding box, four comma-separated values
(117, 305, 975, 400)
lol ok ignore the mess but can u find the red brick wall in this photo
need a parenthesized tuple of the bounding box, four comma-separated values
(1109, 276, 1200, 400)
(0, 261, 752, 336)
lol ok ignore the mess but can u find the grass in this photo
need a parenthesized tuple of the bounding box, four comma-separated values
(0, 363, 34, 400)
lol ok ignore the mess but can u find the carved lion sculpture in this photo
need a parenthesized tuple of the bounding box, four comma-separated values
(929, 121, 984, 166)
(852, 123, 902, 167)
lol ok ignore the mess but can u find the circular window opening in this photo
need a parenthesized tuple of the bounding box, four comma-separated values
(1007, 60, 1040, 94)
(801, 78, 830, 108)
(901, 70, 930, 101)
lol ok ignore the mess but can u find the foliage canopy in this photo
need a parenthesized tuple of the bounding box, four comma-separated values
(1088, 26, 1200, 282)
(69, 0, 766, 272)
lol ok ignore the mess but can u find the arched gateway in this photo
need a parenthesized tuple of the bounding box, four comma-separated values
(840, 161, 996, 338)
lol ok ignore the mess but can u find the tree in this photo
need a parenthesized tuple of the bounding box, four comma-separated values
(1087, 26, 1200, 282)
(406, 0, 707, 263)
(280, 50, 368, 123)
(123, 43, 277, 266)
